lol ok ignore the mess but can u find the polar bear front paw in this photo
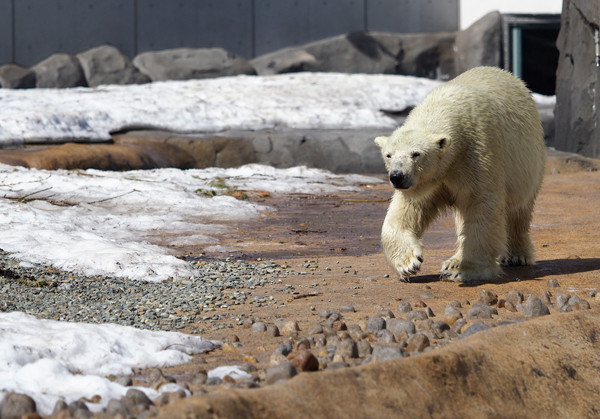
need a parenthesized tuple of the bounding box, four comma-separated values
(391, 250, 423, 282)
(500, 254, 534, 267)
(440, 262, 500, 283)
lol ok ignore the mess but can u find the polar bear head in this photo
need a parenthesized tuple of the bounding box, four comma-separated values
(375, 128, 449, 193)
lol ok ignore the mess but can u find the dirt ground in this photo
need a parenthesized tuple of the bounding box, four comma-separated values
(152, 166, 600, 383)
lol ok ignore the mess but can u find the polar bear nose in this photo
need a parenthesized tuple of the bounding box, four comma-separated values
(389, 171, 413, 189)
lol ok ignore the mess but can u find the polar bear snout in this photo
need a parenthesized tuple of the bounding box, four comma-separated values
(389, 170, 413, 189)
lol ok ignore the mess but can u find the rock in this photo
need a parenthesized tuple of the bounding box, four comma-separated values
(250, 47, 318, 75)
(105, 399, 129, 417)
(67, 400, 92, 418)
(466, 302, 497, 320)
(251, 321, 267, 333)
(397, 301, 413, 313)
(523, 296, 550, 318)
(347, 324, 365, 340)
(541, 290, 552, 305)
(291, 350, 319, 372)
(0, 64, 36, 88)
(407, 310, 428, 322)
(505, 290, 524, 306)
(266, 324, 280, 337)
(568, 295, 591, 310)
(274, 342, 293, 357)
(504, 301, 518, 312)
(280, 320, 300, 336)
(356, 339, 373, 358)
(432, 320, 451, 337)
(371, 344, 405, 362)
(548, 278, 561, 288)
(414, 300, 427, 308)
(0, 393, 37, 418)
(367, 316, 386, 332)
(52, 400, 69, 416)
(376, 329, 396, 343)
(448, 300, 462, 309)
(154, 390, 186, 407)
(32, 53, 86, 88)
(454, 11, 502, 75)
(555, 0, 600, 157)
(444, 305, 463, 325)
(340, 305, 356, 313)
(459, 322, 491, 340)
(265, 361, 297, 385)
(479, 289, 498, 306)
(425, 307, 435, 318)
(336, 339, 359, 359)
(387, 318, 416, 337)
(379, 309, 395, 318)
(77, 44, 150, 87)
(133, 47, 256, 81)
(122, 388, 153, 415)
(406, 333, 430, 353)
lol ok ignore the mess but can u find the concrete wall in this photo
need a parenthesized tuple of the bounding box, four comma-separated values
(0, 0, 459, 67)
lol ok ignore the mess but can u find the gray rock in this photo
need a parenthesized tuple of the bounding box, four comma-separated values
(77, 44, 150, 87)
(274, 342, 293, 357)
(68, 400, 92, 418)
(32, 53, 86, 88)
(264, 361, 297, 385)
(425, 307, 435, 318)
(397, 301, 413, 313)
(371, 345, 405, 362)
(0, 64, 36, 88)
(376, 329, 397, 343)
(541, 290, 553, 305)
(133, 47, 256, 82)
(478, 289, 498, 306)
(523, 296, 550, 318)
(123, 388, 153, 412)
(505, 290, 524, 306)
(407, 310, 428, 322)
(251, 321, 267, 332)
(555, 0, 600, 157)
(555, 293, 571, 309)
(454, 11, 502, 75)
(337, 339, 359, 359)
(432, 320, 451, 336)
(387, 318, 416, 336)
(379, 309, 395, 318)
(548, 278, 561, 288)
(106, 399, 129, 417)
(266, 324, 280, 337)
(250, 47, 318, 75)
(340, 304, 356, 313)
(356, 339, 373, 357)
(367, 316, 386, 332)
(459, 322, 491, 340)
(568, 295, 591, 310)
(466, 301, 497, 319)
(0, 392, 37, 418)
(406, 333, 430, 353)
(52, 400, 69, 416)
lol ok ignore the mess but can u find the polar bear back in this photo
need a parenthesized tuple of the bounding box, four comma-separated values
(404, 66, 545, 206)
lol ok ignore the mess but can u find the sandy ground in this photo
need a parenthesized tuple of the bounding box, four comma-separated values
(150, 167, 600, 384)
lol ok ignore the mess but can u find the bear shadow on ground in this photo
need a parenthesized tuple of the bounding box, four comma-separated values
(406, 258, 600, 286)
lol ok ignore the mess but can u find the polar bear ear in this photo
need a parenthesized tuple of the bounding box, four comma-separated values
(437, 138, 448, 149)
(374, 136, 388, 148)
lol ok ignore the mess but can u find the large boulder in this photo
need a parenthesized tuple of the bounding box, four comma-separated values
(77, 45, 150, 87)
(132, 48, 256, 81)
(251, 31, 456, 79)
(554, 0, 600, 157)
(454, 11, 502, 75)
(0, 64, 36, 88)
(32, 53, 86, 88)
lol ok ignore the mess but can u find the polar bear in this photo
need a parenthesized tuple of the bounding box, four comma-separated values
(375, 66, 546, 282)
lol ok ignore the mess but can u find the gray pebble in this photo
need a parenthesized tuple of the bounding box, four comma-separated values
(448, 300, 462, 309)
(379, 309, 395, 318)
(479, 289, 498, 306)
(425, 307, 435, 318)
(340, 305, 356, 313)
(356, 339, 373, 357)
(397, 301, 413, 313)
(337, 339, 359, 359)
(266, 324, 280, 337)
(406, 333, 430, 353)
(548, 278, 560, 288)
(407, 310, 428, 321)
(540, 290, 552, 305)
(387, 318, 416, 336)
(376, 329, 397, 343)
(347, 324, 365, 340)
(367, 316, 386, 332)
(371, 345, 405, 361)
(251, 321, 267, 333)
(273, 342, 293, 357)
(505, 289, 524, 305)
(265, 361, 297, 384)
(459, 322, 491, 340)
(106, 399, 129, 417)
(466, 302, 497, 319)
(523, 296, 550, 317)
(0, 393, 37, 418)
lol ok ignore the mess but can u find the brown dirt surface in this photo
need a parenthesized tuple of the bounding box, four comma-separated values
(142, 164, 600, 417)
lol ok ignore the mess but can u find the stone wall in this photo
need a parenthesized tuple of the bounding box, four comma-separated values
(554, 0, 600, 157)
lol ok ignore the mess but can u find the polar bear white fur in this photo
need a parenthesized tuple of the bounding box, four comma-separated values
(375, 66, 546, 282)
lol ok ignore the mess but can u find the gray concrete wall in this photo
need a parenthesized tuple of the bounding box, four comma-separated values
(0, 0, 459, 67)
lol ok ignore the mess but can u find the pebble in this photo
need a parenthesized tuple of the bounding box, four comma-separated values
(252, 322, 267, 333)
(379, 309, 395, 318)
(264, 361, 298, 384)
(266, 324, 281, 337)
(466, 302, 497, 319)
(523, 296, 550, 317)
(291, 350, 320, 372)
(459, 322, 491, 340)
(479, 289, 498, 306)
(387, 318, 416, 337)
(371, 345, 405, 361)
(406, 333, 430, 353)
(0, 393, 37, 419)
(444, 305, 463, 325)
(280, 320, 300, 337)
(367, 316, 386, 332)
(548, 278, 561, 288)
(407, 310, 428, 321)
(340, 305, 356, 313)
(397, 301, 413, 313)
(337, 339, 359, 359)
(505, 289, 524, 306)
(376, 329, 396, 343)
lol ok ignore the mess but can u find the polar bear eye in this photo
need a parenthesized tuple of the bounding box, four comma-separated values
(411, 152, 421, 159)
(385, 153, 392, 159)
